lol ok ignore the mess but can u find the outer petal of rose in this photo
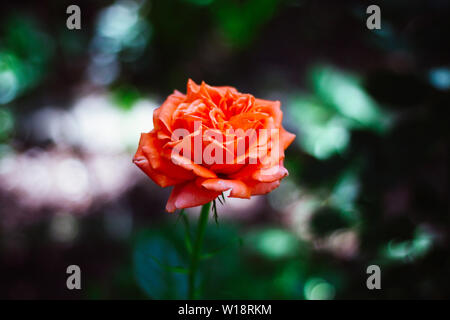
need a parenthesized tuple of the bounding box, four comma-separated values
(139, 132, 160, 168)
(139, 132, 194, 180)
(230, 159, 288, 183)
(186, 79, 201, 102)
(280, 127, 296, 149)
(255, 126, 295, 166)
(133, 156, 182, 187)
(254, 99, 282, 126)
(153, 91, 185, 134)
(266, 127, 296, 164)
(251, 164, 288, 183)
(134, 134, 183, 187)
(249, 180, 281, 195)
(171, 153, 217, 179)
(166, 181, 220, 212)
(200, 178, 251, 199)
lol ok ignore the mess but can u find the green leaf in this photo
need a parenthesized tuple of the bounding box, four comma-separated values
(201, 237, 242, 260)
(146, 254, 189, 274)
(133, 232, 188, 299)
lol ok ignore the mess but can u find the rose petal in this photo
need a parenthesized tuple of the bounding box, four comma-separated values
(254, 99, 283, 126)
(249, 180, 281, 195)
(166, 181, 220, 212)
(200, 178, 251, 199)
(251, 163, 288, 182)
(139, 132, 194, 180)
(170, 153, 217, 179)
(153, 91, 186, 134)
(133, 156, 182, 187)
(280, 127, 296, 149)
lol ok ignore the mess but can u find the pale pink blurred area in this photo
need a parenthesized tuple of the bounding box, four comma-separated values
(0, 93, 157, 229)
(25, 93, 156, 153)
(0, 149, 138, 213)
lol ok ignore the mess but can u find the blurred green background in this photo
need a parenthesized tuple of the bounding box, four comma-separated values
(0, 0, 448, 299)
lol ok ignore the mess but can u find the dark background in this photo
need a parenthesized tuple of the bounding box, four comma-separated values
(0, 0, 448, 299)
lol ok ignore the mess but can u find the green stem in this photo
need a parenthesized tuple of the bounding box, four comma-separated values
(188, 202, 211, 300)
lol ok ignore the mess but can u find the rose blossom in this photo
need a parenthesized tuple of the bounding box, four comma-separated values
(133, 79, 295, 212)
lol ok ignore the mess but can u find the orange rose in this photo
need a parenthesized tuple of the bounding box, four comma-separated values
(133, 79, 295, 212)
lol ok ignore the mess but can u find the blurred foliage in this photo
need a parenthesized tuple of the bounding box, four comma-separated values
(112, 85, 142, 110)
(290, 65, 391, 159)
(211, 0, 280, 47)
(130, 218, 347, 300)
(133, 228, 188, 299)
(0, 16, 53, 104)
